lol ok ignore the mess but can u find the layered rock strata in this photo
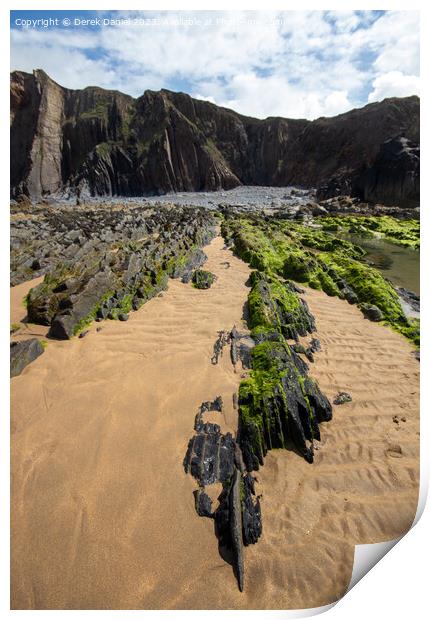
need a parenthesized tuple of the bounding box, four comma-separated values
(11, 70, 419, 206)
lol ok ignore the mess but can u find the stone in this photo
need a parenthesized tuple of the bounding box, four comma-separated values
(10, 338, 44, 377)
(241, 473, 262, 546)
(229, 468, 245, 592)
(354, 137, 419, 208)
(184, 420, 236, 486)
(17, 203, 216, 337)
(333, 392, 352, 405)
(360, 303, 384, 322)
(396, 287, 420, 313)
(192, 269, 215, 290)
(118, 313, 129, 321)
(193, 490, 213, 518)
(211, 330, 230, 365)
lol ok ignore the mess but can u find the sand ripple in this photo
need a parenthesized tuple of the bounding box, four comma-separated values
(11, 237, 419, 609)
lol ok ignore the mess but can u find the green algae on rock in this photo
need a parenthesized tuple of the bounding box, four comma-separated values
(239, 329, 332, 469)
(192, 269, 216, 289)
(222, 214, 419, 345)
(248, 271, 316, 341)
(320, 215, 420, 250)
(236, 262, 332, 467)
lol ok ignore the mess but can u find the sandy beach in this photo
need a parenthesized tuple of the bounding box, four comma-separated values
(10, 235, 419, 610)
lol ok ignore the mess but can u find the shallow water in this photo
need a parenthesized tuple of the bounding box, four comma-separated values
(345, 234, 420, 295)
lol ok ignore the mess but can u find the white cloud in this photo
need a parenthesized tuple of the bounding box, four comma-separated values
(194, 73, 353, 120)
(368, 71, 420, 102)
(10, 10, 420, 119)
(194, 94, 216, 104)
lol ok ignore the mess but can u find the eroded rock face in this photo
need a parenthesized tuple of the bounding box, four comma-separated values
(11, 70, 420, 206)
(355, 137, 420, 208)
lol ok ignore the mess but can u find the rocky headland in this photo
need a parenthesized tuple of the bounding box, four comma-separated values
(11, 69, 419, 207)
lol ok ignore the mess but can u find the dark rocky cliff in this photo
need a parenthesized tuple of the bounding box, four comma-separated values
(10, 69, 420, 206)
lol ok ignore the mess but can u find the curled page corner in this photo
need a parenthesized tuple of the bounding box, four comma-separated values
(264, 601, 337, 618)
(347, 538, 401, 591)
(347, 473, 428, 593)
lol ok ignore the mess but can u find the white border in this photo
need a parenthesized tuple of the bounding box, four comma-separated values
(2, 1, 428, 618)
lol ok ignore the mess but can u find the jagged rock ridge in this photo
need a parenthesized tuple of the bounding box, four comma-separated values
(11, 69, 419, 206)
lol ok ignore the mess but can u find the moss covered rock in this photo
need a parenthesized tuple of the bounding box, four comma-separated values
(248, 271, 315, 341)
(222, 214, 419, 345)
(239, 336, 332, 470)
(192, 269, 216, 289)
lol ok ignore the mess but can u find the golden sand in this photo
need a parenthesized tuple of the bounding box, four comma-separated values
(11, 235, 419, 609)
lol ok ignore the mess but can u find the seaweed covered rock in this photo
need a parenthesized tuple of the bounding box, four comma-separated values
(222, 214, 418, 345)
(179, 249, 208, 283)
(248, 271, 316, 341)
(239, 337, 332, 470)
(10, 338, 44, 377)
(359, 303, 384, 322)
(318, 215, 420, 250)
(192, 269, 216, 289)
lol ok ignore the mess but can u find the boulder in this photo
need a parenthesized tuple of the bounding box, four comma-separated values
(10, 339, 44, 377)
(333, 392, 352, 405)
(360, 303, 384, 322)
(192, 269, 216, 289)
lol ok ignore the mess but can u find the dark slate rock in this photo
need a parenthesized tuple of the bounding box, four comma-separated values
(396, 287, 420, 312)
(10, 339, 44, 377)
(333, 392, 352, 405)
(211, 330, 230, 365)
(229, 468, 245, 592)
(194, 489, 213, 518)
(241, 474, 262, 546)
(354, 137, 419, 208)
(200, 396, 223, 413)
(184, 420, 236, 487)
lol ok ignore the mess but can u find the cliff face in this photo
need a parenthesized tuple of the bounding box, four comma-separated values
(10, 69, 420, 206)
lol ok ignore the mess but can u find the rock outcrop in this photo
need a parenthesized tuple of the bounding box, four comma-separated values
(354, 137, 420, 208)
(11, 70, 420, 207)
(184, 397, 262, 592)
(12, 202, 215, 338)
(10, 339, 44, 377)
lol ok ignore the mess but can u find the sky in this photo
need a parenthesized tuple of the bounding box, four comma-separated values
(10, 10, 420, 120)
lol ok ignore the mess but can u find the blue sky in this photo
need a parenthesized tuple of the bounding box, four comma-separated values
(10, 10, 420, 120)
